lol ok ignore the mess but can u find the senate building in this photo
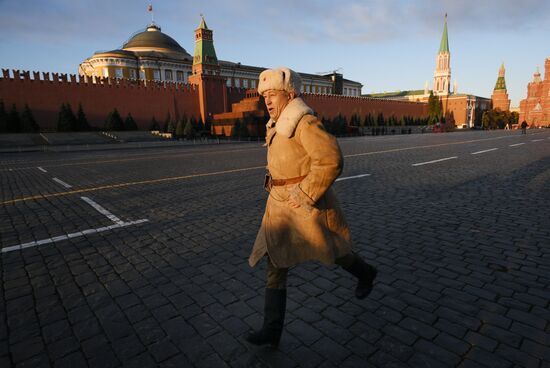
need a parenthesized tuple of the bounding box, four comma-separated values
(78, 17, 363, 97)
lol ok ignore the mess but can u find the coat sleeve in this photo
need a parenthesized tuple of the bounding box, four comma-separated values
(289, 115, 343, 206)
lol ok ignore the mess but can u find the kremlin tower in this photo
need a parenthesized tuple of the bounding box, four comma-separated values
(188, 16, 228, 124)
(433, 14, 451, 96)
(491, 64, 510, 111)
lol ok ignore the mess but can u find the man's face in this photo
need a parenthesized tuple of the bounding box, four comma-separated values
(262, 89, 291, 121)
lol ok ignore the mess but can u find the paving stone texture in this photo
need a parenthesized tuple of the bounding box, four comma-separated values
(1, 130, 549, 367)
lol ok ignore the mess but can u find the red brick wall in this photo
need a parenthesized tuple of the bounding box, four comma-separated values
(0, 69, 201, 130)
(302, 93, 428, 121)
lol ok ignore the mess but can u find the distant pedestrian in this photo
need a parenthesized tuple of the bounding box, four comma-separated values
(521, 120, 528, 134)
(246, 67, 377, 348)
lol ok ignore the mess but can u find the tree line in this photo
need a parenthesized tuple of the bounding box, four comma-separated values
(481, 109, 519, 129)
(58, 104, 139, 132)
(152, 113, 209, 139)
(0, 100, 40, 133)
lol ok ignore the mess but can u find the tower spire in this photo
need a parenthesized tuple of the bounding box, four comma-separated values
(433, 14, 451, 95)
(439, 13, 449, 53)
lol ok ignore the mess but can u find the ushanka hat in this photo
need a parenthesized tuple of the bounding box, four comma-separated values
(257, 67, 302, 95)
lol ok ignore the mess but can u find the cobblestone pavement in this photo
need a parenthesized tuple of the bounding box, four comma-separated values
(1, 130, 549, 367)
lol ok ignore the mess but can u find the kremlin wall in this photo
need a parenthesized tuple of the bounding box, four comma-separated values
(0, 69, 426, 133)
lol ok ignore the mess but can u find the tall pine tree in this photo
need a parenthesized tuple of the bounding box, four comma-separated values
(76, 104, 90, 131)
(104, 108, 124, 131)
(20, 104, 39, 132)
(124, 113, 138, 131)
(0, 100, 8, 133)
(7, 104, 21, 133)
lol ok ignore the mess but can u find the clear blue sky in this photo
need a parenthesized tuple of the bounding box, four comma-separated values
(1, 0, 549, 106)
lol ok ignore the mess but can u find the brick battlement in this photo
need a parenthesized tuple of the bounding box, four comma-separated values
(302, 92, 427, 121)
(1, 68, 199, 93)
(302, 92, 428, 105)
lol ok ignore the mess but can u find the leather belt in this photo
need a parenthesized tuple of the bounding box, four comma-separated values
(271, 175, 307, 186)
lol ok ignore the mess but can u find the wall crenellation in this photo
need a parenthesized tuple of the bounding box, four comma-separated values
(1, 68, 198, 93)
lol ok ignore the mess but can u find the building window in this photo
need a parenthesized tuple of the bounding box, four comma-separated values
(153, 70, 160, 80)
(251, 80, 256, 89)
(243, 79, 248, 88)
(165, 70, 173, 81)
(176, 71, 184, 82)
(306, 85, 310, 93)
(226, 78, 232, 87)
(139, 70, 145, 80)
(344, 88, 348, 95)
(129, 69, 137, 79)
(103, 68, 109, 78)
(115, 68, 123, 79)
(234, 78, 240, 88)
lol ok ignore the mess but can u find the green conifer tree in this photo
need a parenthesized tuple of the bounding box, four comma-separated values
(148, 117, 160, 131)
(124, 113, 138, 131)
(175, 119, 185, 138)
(163, 113, 172, 133)
(184, 120, 195, 139)
(7, 104, 21, 133)
(20, 104, 39, 132)
(76, 104, 90, 131)
(0, 100, 8, 133)
(376, 112, 385, 127)
(104, 108, 124, 131)
(57, 103, 77, 132)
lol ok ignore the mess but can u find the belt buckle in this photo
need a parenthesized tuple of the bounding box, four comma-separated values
(263, 172, 272, 192)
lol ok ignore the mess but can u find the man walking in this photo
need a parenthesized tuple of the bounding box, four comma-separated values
(246, 67, 377, 347)
(521, 120, 528, 134)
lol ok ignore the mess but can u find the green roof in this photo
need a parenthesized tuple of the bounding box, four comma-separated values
(494, 63, 507, 90)
(198, 15, 208, 30)
(494, 77, 506, 90)
(439, 16, 449, 53)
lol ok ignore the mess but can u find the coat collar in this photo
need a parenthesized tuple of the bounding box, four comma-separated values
(266, 97, 313, 138)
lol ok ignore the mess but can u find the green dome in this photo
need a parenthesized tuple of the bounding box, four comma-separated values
(123, 23, 189, 56)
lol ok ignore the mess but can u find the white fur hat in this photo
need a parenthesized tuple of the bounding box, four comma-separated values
(257, 67, 302, 95)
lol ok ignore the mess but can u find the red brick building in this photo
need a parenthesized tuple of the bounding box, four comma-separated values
(518, 57, 550, 127)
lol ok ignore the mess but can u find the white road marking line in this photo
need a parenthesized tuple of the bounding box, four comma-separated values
(37, 167, 47, 173)
(52, 177, 72, 188)
(531, 139, 543, 142)
(336, 174, 371, 182)
(412, 156, 458, 167)
(471, 148, 498, 155)
(1, 219, 149, 253)
(81, 196, 124, 224)
(509, 143, 525, 147)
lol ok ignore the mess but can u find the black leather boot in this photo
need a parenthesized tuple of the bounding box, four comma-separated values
(343, 256, 377, 299)
(245, 288, 287, 347)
